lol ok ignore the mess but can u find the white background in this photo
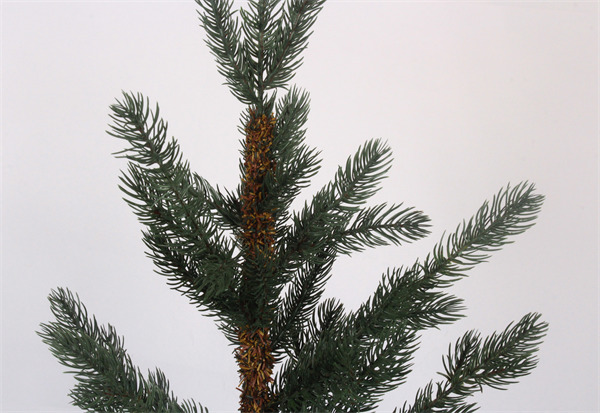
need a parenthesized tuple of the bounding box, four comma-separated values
(2, 1, 598, 412)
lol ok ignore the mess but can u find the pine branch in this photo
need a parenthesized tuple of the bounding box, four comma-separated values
(140, 223, 241, 332)
(347, 326, 418, 410)
(396, 313, 548, 413)
(270, 140, 428, 358)
(274, 299, 417, 412)
(264, 87, 321, 229)
(353, 182, 544, 339)
(273, 87, 312, 157)
(195, 177, 243, 232)
(269, 247, 336, 356)
(108, 92, 241, 325)
(239, 0, 284, 101)
(197, 0, 258, 104)
(269, 140, 402, 350)
(400, 381, 480, 413)
(352, 265, 465, 341)
(334, 203, 431, 255)
(276, 139, 395, 276)
(273, 299, 351, 412)
(273, 183, 543, 410)
(197, 0, 326, 104)
(270, 203, 431, 356)
(262, 0, 327, 91)
(37, 288, 206, 413)
(274, 301, 419, 411)
(424, 182, 544, 283)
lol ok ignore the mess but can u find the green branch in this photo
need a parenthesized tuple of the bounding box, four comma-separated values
(239, 0, 283, 101)
(37, 288, 207, 413)
(271, 140, 428, 361)
(353, 182, 544, 339)
(264, 87, 321, 227)
(108, 92, 241, 324)
(396, 313, 548, 413)
(197, 0, 258, 104)
(262, 0, 327, 91)
(277, 139, 395, 274)
(273, 183, 544, 410)
(270, 248, 336, 355)
(334, 203, 431, 255)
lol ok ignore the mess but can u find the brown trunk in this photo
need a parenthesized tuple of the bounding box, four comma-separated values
(237, 110, 277, 412)
(236, 327, 275, 412)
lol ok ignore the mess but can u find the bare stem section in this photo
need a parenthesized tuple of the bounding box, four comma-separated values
(236, 327, 276, 412)
(238, 111, 277, 412)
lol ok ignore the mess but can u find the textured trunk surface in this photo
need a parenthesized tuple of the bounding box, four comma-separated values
(237, 111, 277, 412)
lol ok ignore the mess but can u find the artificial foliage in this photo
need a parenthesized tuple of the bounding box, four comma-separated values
(39, 1, 548, 412)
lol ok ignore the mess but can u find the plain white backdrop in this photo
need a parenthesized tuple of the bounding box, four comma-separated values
(2, 1, 598, 412)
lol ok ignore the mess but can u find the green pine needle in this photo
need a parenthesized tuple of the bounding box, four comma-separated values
(37, 288, 206, 413)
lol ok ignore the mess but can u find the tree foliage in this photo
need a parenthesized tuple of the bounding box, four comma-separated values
(40, 1, 547, 412)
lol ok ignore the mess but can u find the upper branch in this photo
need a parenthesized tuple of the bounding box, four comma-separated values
(108, 92, 241, 325)
(276, 138, 394, 277)
(353, 182, 544, 339)
(270, 140, 428, 355)
(197, 0, 326, 105)
(262, 0, 327, 91)
(263, 87, 320, 228)
(197, 0, 258, 105)
(239, 0, 284, 101)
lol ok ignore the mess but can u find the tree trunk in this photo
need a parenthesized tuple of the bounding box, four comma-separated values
(237, 110, 277, 412)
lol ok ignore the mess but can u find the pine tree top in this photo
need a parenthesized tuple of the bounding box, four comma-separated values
(39, 1, 548, 412)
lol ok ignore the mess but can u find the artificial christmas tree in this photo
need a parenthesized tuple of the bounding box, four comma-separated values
(39, 1, 548, 412)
